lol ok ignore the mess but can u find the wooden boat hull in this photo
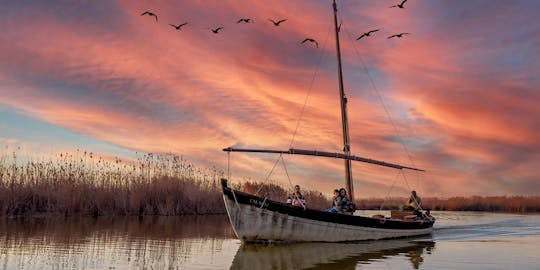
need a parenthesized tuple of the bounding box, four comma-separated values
(222, 179, 434, 242)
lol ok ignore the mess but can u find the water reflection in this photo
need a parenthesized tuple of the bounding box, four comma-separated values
(0, 216, 235, 270)
(231, 240, 435, 270)
(2, 212, 537, 269)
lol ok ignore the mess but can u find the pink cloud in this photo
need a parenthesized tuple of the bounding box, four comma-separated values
(1, 0, 539, 197)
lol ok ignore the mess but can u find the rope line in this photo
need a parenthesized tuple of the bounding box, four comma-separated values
(289, 25, 332, 148)
(260, 25, 332, 193)
(227, 151, 230, 181)
(379, 170, 401, 210)
(341, 23, 419, 191)
(256, 153, 283, 195)
(280, 155, 294, 189)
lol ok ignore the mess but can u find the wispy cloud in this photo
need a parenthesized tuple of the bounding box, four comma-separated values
(0, 0, 539, 196)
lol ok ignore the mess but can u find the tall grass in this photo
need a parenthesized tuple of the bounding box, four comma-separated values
(0, 148, 329, 216)
(0, 148, 226, 216)
(358, 196, 540, 212)
(1, 146, 538, 216)
(237, 181, 330, 210)
(423, 196, 540, 212)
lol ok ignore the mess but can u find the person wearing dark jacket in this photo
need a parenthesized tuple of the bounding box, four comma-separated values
(337, 188, 349, 213)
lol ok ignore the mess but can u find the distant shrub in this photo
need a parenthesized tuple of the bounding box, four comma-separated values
(236, 180, 331, 210)
(357, 196, 540, 212)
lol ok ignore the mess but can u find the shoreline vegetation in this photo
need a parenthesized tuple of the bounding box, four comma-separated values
(1, 149, 539, 217)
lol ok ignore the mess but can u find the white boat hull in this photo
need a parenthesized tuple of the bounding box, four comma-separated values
(223, 194, 433, 242)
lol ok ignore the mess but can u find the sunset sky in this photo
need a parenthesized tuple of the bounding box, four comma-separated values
(1, 0, 539, 198)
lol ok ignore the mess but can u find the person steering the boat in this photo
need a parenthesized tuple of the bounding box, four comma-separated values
(287, 185, 306, 207)
(406, 190, 422, 210)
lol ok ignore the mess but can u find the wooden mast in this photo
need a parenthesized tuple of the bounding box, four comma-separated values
(332, 0, 354, 203)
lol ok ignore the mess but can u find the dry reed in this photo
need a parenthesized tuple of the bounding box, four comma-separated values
(235, 180, 331, 210)
(1, 146, 538, 216)
(0, 147, 329, 216)
(0, 148, 225, 216)
(358, 196, 540, 212)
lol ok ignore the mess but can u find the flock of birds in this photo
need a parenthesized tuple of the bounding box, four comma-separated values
(141, 0, 411, 49)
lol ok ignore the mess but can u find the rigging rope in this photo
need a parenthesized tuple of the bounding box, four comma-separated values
(379, 170, 401, 210)
(256, 153, 282, 195)
(280, 155, 294, 189)
(341, 24, 420, 192)
(258, 25, 333, 195)
(289, 26, 333, 149)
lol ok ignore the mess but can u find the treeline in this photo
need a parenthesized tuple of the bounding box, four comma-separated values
(358, 196, 540, 212)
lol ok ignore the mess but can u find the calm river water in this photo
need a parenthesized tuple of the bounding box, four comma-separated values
(1, 211, 539, 269)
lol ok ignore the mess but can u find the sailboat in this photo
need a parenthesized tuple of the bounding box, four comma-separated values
(221, 0, 435, 242)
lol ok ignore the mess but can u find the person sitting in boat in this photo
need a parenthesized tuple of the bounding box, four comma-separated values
(337, 188, 351, 214)
(327, 189, 340, 213)
(405, 190, 422, 210)
(287, 185, 306, 207)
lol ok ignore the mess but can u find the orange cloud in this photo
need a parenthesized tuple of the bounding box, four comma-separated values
(1, 0, 539, 197)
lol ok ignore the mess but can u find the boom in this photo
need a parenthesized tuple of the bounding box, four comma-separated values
(223, 147, 425, 172)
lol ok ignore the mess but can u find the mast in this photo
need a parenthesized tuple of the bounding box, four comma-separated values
(332, 0, 354, 203)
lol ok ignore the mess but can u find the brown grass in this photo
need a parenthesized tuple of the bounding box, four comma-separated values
(0, 149, 226, 216)
(0, 148, 329, 216)
(1, 147, 538, 216)
(358, 196, 540, 212)
(236, 181, 331, 210)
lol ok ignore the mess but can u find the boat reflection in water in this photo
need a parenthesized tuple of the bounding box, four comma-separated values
(230, 239, 435, 270)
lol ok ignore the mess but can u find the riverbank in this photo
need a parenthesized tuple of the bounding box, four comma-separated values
(1, 151, 538, 216)
(359, 196, 540, 212)
(0, 151, 329, 216)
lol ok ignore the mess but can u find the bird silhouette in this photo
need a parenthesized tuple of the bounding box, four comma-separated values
(387, 33, 411, 39)
(237, 18, 254, 23)
(170, 22, 188, 30)
(268, 19, 287, 26)
(301, 38, 318, 48)
(141, 11, 158, 21)
(211, 27, 223, 34)
(356, 29, 380, 40)
(390, 0, 408, 8)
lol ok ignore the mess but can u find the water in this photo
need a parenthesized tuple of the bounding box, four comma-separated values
(1, 211, 539, 269)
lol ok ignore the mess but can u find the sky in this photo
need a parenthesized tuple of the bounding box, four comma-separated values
(1, 0, 539, 198)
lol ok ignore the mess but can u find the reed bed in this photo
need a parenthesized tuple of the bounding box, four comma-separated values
(237, 181, 331, 210)
(358, 196, 540, 212)
(0, 149, 226, 216)
(0, 148, 329, 216)
(2, 147, 538, 216)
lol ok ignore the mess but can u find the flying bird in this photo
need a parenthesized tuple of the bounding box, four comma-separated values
(268, 19, 287, 26)
(141, 11, 158, 21)
(390, 0, 408, 8)
(211, 27, 223, 34)
(170, 22, 188, 30)
(237, 18, 254, 23)
(301, 38, 318, 48)
(356, 29, 380, 40)
(387, 33, 411, 39)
